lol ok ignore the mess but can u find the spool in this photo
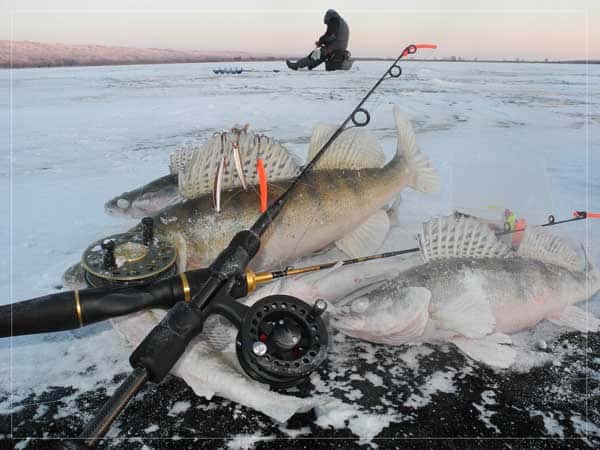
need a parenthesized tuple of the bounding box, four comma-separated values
(81, 231, 177, 288)
(236, 295, 329, 388)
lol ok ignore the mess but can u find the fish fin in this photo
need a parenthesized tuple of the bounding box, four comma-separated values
(335, 210, 390, 257)
(431, 287, 495, 338)
(62, 262, 88, 290)
(178, 130, 300, 199)
(172, 232, 188, 272)
(393, 107, 439, 193)
(517, 226, 585, 272)
(334, 287, 430, 345)
(547, 306, 600, 332)
(418, 216, 513, 262)
(169, 145, 196, 174)
(308, 124, 386, 170)
(385, 194, 402, 227)
(452, 333, 516, 368)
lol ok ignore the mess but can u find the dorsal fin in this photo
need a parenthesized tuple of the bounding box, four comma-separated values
(169, 146, 196, 174)
(307, 124, 386, 170)
(176, 129, 301, 200)
(517, 226, 584, 272)
(418, 216, 513, 262)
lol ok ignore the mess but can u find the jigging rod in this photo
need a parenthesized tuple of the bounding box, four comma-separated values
(247, 210, 595, 284)
(3, 210, 591, 338)
(67, 43, 438, 449)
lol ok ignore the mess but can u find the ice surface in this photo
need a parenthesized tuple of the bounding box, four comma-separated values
(1, 60, 599, 444)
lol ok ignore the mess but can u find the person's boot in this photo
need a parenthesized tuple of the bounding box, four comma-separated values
(286, 59, 299, 70)
(288, 57, 313, 70)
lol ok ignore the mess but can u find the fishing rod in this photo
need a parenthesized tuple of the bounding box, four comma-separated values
(247, 210, 595, 282)
(3, 210, 591, 339)
(55, 43, 437, 449)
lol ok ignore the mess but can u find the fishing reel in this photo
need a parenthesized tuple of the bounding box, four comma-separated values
(81, 217, 178, 288)
(233, 295, 329, 388)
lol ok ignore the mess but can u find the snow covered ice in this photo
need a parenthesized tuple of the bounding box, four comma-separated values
(1, 60, 599, 448)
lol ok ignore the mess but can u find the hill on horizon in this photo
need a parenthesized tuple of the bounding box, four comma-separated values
(0, 40, 283, 68)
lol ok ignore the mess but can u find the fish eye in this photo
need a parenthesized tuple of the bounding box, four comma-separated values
(117, 198, 130, 209)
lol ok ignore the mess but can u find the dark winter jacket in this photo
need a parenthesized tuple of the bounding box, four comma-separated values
(317, 10, 349, 51)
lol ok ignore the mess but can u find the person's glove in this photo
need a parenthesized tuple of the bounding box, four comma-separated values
(310, 47, 321, 61)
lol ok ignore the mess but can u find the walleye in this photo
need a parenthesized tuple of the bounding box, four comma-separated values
(332, 216, 600, 368)
(104, 128, 301, 218)
(70, 107, 438, 288)
(103, 173, 185, 218)
(149, 106, 438, 272)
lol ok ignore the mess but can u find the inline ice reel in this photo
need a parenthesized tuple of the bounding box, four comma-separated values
(80, 217, 178, 288)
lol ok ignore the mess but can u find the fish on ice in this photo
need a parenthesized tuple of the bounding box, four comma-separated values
(68, 107, 438, 288)
(330, 216, 600, 368)
(135, 106, 438, 272)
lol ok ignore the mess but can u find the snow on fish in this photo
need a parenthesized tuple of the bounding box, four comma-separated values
(331, 216, 600, 368)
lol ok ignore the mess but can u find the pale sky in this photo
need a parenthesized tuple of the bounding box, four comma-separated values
(1, 0, 598, 60)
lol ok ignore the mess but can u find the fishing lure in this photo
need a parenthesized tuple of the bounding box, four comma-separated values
(255, 134, 269, 213)
(232, 131, 248, 191)
(212, 133, 227, 212)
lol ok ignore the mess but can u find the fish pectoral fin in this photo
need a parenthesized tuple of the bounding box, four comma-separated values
(451, 333, 516, 369)
(547, 306, 600, 332)
(385, 194, 402, 227)
(171, 232, 188, 272)
(431, 290, 495, 339)
(335, 210, 390, 258)
(308, 124, 386, 170)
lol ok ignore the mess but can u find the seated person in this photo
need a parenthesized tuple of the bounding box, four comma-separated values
(286, 9, 351, 71)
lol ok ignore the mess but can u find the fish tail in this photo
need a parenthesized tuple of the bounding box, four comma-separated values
(391, 106, 439, 193)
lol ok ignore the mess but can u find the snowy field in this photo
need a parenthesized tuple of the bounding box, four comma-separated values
(1, 60, 599, 448)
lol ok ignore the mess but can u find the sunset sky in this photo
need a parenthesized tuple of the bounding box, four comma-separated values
(1, 0, 598, 60)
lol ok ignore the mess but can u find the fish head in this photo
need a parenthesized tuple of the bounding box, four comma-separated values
(105, 193, 138, 217)
(105, 188, 180, 219)
(333, 284, 431, 345)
